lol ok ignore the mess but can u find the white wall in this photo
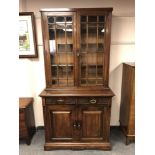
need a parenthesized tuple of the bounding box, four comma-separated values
(19, 0, 135, 126)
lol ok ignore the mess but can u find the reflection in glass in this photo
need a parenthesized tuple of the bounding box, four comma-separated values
(48, 17, 55, 23)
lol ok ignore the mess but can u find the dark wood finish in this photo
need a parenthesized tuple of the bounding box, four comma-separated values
(19, 12, 38, 58)
(40, 8, 114, 150)
(19, 97, 36, 145)
(119, 63, 135, 145)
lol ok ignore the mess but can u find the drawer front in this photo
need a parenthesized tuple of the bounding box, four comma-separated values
(45, 97, 75, 104)
(19, 121, 28, 137)
(78, 97, 110, 105)
(19, 110, 25, 121)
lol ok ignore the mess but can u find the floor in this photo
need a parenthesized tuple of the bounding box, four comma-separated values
(19, 128, 135, 155)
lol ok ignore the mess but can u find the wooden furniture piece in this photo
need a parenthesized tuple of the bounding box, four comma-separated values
(19, 97, 36, 145)
(40, 8, 114, 150)
(119, 63, 135, 145)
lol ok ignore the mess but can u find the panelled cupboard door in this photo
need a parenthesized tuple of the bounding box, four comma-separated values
(46, 105, 76, 141)
(78, 105, 111, 142)
(41, 12, 77, 87)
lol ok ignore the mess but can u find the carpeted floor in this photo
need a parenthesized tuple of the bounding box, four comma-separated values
(19, 128, 135, 155)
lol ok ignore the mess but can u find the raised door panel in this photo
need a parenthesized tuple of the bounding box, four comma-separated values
(46, 105, 75, 141)
(79, 105, 104, 141)
(78, 104, 111, 142)
(82, 111, 102, 139)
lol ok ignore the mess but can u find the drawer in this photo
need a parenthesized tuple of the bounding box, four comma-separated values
(19, 110, 25, 121)
(45, 97, 75, 104)
(19, 121, 26, 130)
(19, 127, 28, 137)
(77, 97, 110, 105)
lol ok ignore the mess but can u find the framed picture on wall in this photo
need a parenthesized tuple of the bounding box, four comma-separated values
(19, 12, 38, 58)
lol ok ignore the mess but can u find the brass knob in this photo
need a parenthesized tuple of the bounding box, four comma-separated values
(73, 122, 77, 129)
(77, 121, 81, 129)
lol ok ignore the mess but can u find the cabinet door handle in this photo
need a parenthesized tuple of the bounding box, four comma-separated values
(73, 122, 77, 129)
(77, 121, 81, 129)
(89, 99, 96, 104)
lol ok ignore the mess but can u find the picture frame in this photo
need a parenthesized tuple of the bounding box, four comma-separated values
(19, 12, 38, 58)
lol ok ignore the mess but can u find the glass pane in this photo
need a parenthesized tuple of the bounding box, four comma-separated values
(68, 79, 74, 86)
(67, 53, 74, 64)
(81, 79, 86, 85)
(81, 24, 87, 44)
(99, 16, 105, 22)
(49, 29, 56, 53)
(59, 79, 67, 86)
(87, 53, 97, 64)
(97, 66, 103, 78)
(81, 16, 87, 22)
(88, 44, 97, 52)
(81, 53, 87, 64)
(67, 65, 74, 78)
(98, 44, 103, 52)
(48, 24, 55, 29)
(88, 80, 96, 84)
(56, 16, 64, 23)
(88, 23, 97, 27)
(97, 79, 102, 85)
(81, 66, 86, 78)
(88, 66, 96, 78)
(59, 66, 67, 78)
(88, 16, 97, 22)
(51, 66, 57, 78)
(81, 44, 87, 52)
(59, 53, 67, 64)
(88, 26, 97, 44)
(48, 17, 55, 23)
(97, 53, 103, 64)
(98, 23, 104, 44)
(52, 79, 57, 85)
(56, 29, 65, 44)
(66, 16, 72, 22)
(66, 25, 73, 46)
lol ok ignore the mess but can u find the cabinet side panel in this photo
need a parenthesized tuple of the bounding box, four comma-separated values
(128, 67, 135, 134)
(120, 65, 131, 127)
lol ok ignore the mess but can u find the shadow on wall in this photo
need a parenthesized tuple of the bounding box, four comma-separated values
(109, 63, 123, 126)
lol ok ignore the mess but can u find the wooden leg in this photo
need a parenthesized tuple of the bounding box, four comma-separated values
(26, 138, 31, 145)
(126, 137, 130, 145)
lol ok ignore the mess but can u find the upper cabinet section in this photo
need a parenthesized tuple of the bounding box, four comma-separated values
(41, 8, 113, 88)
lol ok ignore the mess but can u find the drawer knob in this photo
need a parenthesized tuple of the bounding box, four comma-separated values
(57, 99, 64, 103)
(89, 99, 96, 104)
(73, 122, 77, 129)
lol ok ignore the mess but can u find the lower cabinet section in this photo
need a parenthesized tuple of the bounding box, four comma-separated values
(42, 96, 112, 150)
(19, 98, 36, 145)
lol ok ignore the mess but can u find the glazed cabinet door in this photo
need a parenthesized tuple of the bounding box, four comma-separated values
(41, 12, 76, 87)
(45, 105, 76, 142)
(78, 104, 111, 142)
(77, 10, 112, 87)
